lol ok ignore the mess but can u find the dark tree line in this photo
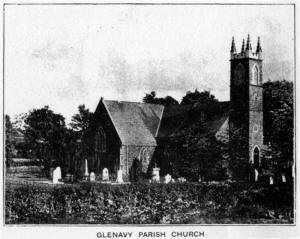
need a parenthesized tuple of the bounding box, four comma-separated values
(5, 105, 93, 177)
(145, 81, 293, 181)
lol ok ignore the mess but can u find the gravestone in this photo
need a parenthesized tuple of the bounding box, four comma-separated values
(152, 167, 160, 182)
(269, 176, 274, 185)
(164, 174, 172, 184)
(282, 173, 286, 183)
(116, 169, 123, 183)
(84, 159, 89, 180)
(102, 168, 109, 181)
(52, 167, 61, 184)
(178, 177, 186, 183)
(254, 169, 259, 182)
(90, 172, 96, 182)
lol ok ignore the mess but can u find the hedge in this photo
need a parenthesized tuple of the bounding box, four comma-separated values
(5, 182, 294, 224)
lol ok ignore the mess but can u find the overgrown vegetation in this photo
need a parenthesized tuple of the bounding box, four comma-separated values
(5, 182, 293, 224)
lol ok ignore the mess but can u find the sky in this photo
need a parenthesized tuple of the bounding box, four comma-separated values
(4, 4, 294, 123)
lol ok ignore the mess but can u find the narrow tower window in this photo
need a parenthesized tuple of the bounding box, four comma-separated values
(252, 65, 259, 85)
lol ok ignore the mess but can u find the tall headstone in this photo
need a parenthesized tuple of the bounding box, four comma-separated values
(52, 167, 61, 184)
(116, 169, 123, 183)
(152, 167, 160, 182)
(254, 169, 259, 182)
(102, 168, 109, 181)
(84, 159, 89, 176)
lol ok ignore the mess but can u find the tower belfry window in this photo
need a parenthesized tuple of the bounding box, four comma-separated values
(252, 65, 259, 85)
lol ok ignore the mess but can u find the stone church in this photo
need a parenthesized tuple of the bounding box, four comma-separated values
(85, 35, 264, 181)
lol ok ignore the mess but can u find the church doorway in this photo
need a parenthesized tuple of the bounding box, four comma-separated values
(253, 147, 260, 168)
(130, 158, 142, 182)
(253, 147, 260, 181)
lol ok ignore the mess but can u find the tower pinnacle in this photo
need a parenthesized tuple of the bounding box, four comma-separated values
(230, 37, 237, 53)
(256, 36, 262, 53)
(246, 34, 252, 51)
(241, 39, 245, 54)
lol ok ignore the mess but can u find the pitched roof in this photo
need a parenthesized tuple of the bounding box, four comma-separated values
(103, 100, 164, 146)
(157, 101, 230, 138)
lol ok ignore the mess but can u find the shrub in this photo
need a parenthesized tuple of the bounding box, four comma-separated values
(5, 182, 294, 224)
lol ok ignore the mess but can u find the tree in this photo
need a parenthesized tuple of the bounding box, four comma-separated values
(69, 105, 93, 137)
(227, 126, 250, 181)
(143, 91, 179, 106)
(69, 104, 94, 159)
(23, 106, 67, 176)
(181, 89, 217, 105)
(5, 115, 14, 167)
(263, 80, 293, 178)
(158, 119, 225, 181)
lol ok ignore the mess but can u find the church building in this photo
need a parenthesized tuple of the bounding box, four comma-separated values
(85, 35, 264, 181)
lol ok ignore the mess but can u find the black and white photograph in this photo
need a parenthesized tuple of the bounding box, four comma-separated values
(1, 1, 297, 234)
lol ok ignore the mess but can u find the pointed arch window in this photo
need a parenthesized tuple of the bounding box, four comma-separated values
(95, 127, 106, 153)
(252, 65, 259, 85)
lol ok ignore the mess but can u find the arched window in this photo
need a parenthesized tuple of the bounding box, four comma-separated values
(253, 147, 260, 168)
(141, 148, 149, 163)
(252, 65, 259, 85)
(95, 127, 106, 153)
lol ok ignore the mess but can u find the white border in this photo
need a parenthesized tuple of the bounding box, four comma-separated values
(0, 1, 298, 239)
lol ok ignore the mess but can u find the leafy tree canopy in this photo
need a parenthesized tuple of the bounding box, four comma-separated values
(69, 104, 93, 133)
(181, 89, 218, 105)
(143, 91, 179, 106)
(23, 106, 67, 174)
(263, 80, 293, 170)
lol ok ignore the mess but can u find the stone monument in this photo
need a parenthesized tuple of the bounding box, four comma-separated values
(90, 172, 96, 182)
(254, 169, 259, 182)
(152, 167, 160, 182)
(84, 159, 89, 180)
(164, 174, 172, 184)
(269, 176, 274, 185)
(102, 168, 109, 181)
(282, 173, 286, 183)
(52, 167, 61, 184)
(116, 169, 123, 183)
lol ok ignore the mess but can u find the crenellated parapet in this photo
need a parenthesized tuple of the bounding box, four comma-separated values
(230, 34, 262, 60)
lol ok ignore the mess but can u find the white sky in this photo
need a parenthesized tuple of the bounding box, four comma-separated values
(4, 4, 294, 122)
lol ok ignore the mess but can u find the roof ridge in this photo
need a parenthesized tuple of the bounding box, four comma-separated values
(103, 99, 164, 107)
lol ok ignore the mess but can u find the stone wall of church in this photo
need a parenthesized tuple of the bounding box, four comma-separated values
(120, 145, 156, 181)
(88, 101, 122, 175)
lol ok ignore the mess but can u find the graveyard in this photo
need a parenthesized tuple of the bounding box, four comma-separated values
(5, 159, 294, 224)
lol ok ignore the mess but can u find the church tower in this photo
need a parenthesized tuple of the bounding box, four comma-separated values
(229, 35, 263, 177)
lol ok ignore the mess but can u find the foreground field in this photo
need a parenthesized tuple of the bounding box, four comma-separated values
(5, 180, 294, 224)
